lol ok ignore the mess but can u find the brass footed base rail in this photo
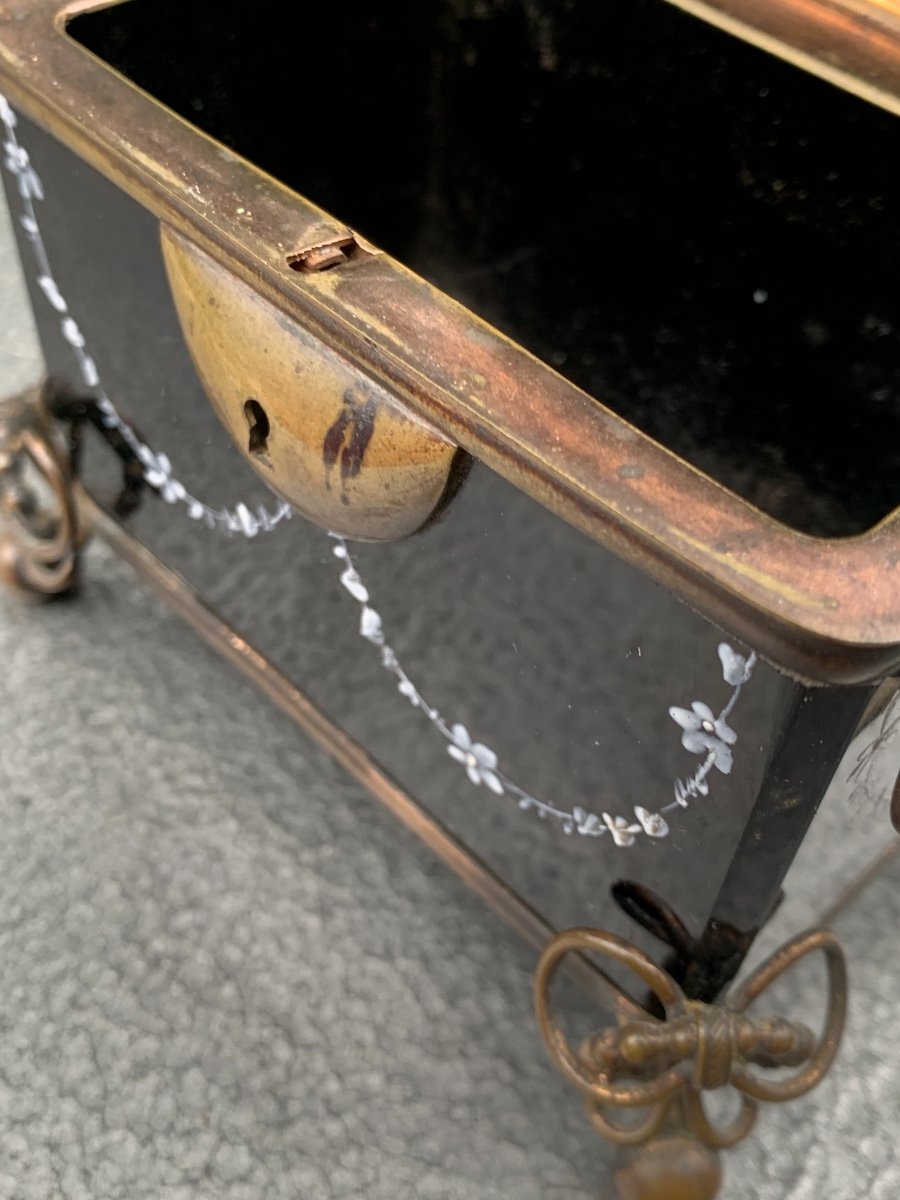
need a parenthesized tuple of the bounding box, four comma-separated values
(536, 926, 847, 1199)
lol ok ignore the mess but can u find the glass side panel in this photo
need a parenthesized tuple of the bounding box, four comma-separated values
(3, 115, 807, 998)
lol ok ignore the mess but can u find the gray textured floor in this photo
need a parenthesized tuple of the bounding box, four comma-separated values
(2, 176, 900, 1200)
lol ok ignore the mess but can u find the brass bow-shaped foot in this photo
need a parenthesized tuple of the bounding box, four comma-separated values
(536, 927, 846, 1199)
(0, 384, 80, 595)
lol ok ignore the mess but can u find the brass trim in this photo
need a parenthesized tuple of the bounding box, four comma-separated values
(536, 925, 848, 1198)
(0, 384, 80, 594)
(669, 0, 900, 117)
(1, 1, 899, 681)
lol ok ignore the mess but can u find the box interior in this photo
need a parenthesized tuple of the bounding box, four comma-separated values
(69, 0, 900, 537)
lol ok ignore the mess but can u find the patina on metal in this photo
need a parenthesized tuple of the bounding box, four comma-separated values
(161, 227, 464, 540)
(535, 926, 847, 1199)
(669, 0, 900, 116)
(0, 0, 898, 682)
(0, 383, 80, 595)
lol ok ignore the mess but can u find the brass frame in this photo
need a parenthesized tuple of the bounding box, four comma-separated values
(1, 0, 899, 682)
(671, 0, 900, 118)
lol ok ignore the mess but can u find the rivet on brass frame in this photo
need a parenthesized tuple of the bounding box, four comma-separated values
(535, 926, 847, 1200)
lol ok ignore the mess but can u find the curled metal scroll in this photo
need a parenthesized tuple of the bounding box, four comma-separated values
(0, 385, 80, 595)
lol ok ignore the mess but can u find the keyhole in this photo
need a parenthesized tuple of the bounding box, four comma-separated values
(244, 398, 270, 457)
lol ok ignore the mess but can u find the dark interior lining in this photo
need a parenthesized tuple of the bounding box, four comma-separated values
(69, 0, 900, 536)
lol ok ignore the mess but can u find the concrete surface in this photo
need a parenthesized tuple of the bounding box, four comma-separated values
(2, 163, 900, 1200)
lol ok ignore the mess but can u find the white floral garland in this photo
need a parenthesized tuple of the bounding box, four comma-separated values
(332, 531, 756, 844)
(1, 92, 757, 846)
(0, 96, 290, 537)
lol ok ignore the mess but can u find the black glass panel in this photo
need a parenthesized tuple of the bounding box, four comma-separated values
(3, 112, 803, 990)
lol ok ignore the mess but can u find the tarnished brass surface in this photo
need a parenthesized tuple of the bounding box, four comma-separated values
(0, 2, 899, 679)
(162, 228, 462, 541)
(536, 926, 847, 1198)
(669, 1, 900, 115)
(616, 1128, 723, 1200)
(0, 383, 80, 595)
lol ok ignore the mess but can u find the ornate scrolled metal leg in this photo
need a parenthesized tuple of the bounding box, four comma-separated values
(535, 926, 847, 1199)
(0, 382, 81, 595)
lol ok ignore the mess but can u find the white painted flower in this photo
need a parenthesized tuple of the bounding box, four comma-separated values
(339, 565, 369, 603)
(603, 812, 642, 846)
(143, 462, 170, 489)
(359, 605, 384, 644)
(669, 701, 737, 774)
(447, 724, 504, 794)
(634, 807, 668, 838)
(718, 643, 755, 686)
(572, 805, 603, 836)
(22, 167, 43, 200)
(140, 451, 186, 505)
(159, 477, 187, 504)
(3, 140, 28, 174)
(61, 317, 85, 348)
(397, 675, 421, 707)
(137, 441, 164, 469)
(2, 132, 43, 201)
(37, 274, 67, 313)
(5, 147, 43, 201)
(140, 451, 182, 504)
